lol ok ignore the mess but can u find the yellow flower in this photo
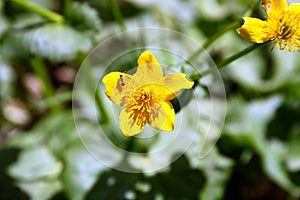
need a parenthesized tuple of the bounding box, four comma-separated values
(236, 0, 300, 52)
(102, 51, 194, 137)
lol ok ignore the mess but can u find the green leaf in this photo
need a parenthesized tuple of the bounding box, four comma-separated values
(224, 96, 300, 196)
(5, 128, 46, 149)
(0, 32, 29, 59)
(286, 127, 300, 172)
(261, 139, 300, 196)
(62, 141, 105, 200)
(36, 112, 77, 155)
(0, 148, 30, 199)
(17, 180, 62, 200)
(1, 24, 93, 62)
(68, 2, 101, 32)
(4, 111, 93, 200)
(228, 49, 299, 92)
(183, 96, 233, 199)
(26, 24, 92, 61)
(11, 13, 46, 29)
(8, 146, 63, 200)
(8, 146, 62, 181)
(5, 111, 77, 154)
(225, 95, 283, 150)
(150, 155, 206, 200)
(87, 155, 205, 200)
(197, 149, 233, 200)
(0, 57, 15, 100)
(0, 14, 8, 38)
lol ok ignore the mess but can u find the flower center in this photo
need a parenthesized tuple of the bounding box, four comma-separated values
(268, 10, 300, 51)
(277, 19, 295, 40)
(127, 85, 155, 127)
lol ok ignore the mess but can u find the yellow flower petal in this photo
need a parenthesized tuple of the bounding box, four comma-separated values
(135, 51, 164, 84)
(102, 72, 137, 106)
(289, 3, 300, 17)
(163, 73, 194, 94)
(155, 85, 176, 100)
(263, 0, 288, 12)
(102, 72, 120, 98)
(103, 51, 197, 137)
(272, 0, 288, 9)
(237, 0, 300, 51)
(119, 108, 145, 137)
(148, 101, 175, 132)
(236, 17, 270, 43)
(137, 51, 160, 67)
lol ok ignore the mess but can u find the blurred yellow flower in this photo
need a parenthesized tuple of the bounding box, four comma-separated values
(236, 0, 300, 52)
(102, 51, 194, 137)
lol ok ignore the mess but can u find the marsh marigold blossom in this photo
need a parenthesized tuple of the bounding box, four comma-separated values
(236, 0, 300, 52)
(102, 51, 194, 137)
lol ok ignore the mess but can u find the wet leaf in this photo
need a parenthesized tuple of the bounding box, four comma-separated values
(8, 146, 62, 181)
(17, 180, 62, 200)
(224, 96, 300, 196)
(68, 2, 101, 31)
(62, 141, 105, 200)
(8, 146, 63, 200)
(1, 24, 93, 62)
(0, 14, 8, 38)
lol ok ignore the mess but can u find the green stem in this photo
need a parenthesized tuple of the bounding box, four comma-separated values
(12, 0, 64, 23)
(95, 89, 110, 124)
(63, 0, 71, 18)
(190, 43, 266, 80)
(216, 43, 265, 70)
(106, 0, 126, 31)
(187, 20, 242, 62)
(82, 57, 110, 124)
(105, 0, 136, 60)
(186, 2, 259, 63)
(30, 57, 59, 113)
(36, 91, 72, 109)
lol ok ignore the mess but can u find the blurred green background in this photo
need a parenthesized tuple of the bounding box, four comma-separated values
(1, 0, 300, 200)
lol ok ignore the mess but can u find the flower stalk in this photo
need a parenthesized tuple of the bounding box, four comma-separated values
(12, 0, 64, 23)
(30, 57, 60, 113)
(187, 20, 242, 62)
(106, 0, 126, 31)
(186, 2, 260, 63)
(190, 42, 267, 81)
